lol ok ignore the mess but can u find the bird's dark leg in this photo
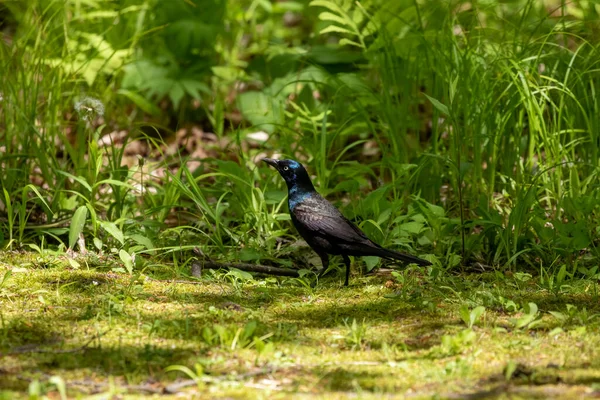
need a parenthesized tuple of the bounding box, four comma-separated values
(317, 252, 329, 278)
(342, 255, 351, 286)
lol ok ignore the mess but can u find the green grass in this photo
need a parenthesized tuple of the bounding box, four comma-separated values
(2, 0, 600, 398)
(1, 0, 598, 271)
(1, 254, 599, 398)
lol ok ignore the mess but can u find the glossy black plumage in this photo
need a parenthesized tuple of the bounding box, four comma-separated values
(263, 158, 431, 286)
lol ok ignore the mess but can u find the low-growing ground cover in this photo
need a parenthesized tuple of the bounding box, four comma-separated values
(2, 1, 600, 398)
(1, 252, 598, 399)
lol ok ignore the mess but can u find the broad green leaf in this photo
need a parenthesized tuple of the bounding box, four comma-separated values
(69, 206, 88, 249)
(228, 268, 253, 281)
(423, 93, 450, 116)
(3, 188, 13, 230)
(319, 11, 351, 26)
(548, 327, 564, 336)
(514, 314, 534, 329)
(339, 38, 363, 48)
(164, 365, 199, 380)
(0, 270, 12, 288)
(237, 91, 283, 133)
(95, 153, 103, 178)
(24, 184, 54, 216)
(526, 302, 538, 315)
(119, 250, 133, 274)
(377, 207, 392, 225)
(513, 302, 539, 329)
(73, 10, 119, 20)
(56, 171, 92, 192)
(273, 1, 304, 12)
(556, 264, 568, 284)
(363, 219, 384, 236)
(363, 256, 380, 272)
(505, 360, 518, 381)
(117, 89, 161, 116)
(216, 160, 246, 179)
(549, 311, 566, 322)
(48, 376, 67, 399)
(93, 237, 103, 251)
(128, 234, 154, 250)
(242, 320, 257, 339)
(310, 0, 346, 15)
(427, 203, 446, 218)
(170, 83, 185, 110)
(95, 179, 136, 190)
(181, 79, 211, 99)
(211, 66, 239, 81)
(100, 221, 124, 245)
(86, 203, 98, 235)
(239, 249, 261, 261)
(362, 19, 378, 35)
(399, 221, 424, 234)
(470, 306, 486, 327)
(459, 304, 471, 327)
(447, 253, 462, 268)
(320, 25, 354, 35)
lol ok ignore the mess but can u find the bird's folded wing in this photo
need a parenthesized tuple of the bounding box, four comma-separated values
(292, 198, 369, 243)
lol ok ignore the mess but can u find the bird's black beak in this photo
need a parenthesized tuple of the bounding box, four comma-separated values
(262, 158, 279, 169)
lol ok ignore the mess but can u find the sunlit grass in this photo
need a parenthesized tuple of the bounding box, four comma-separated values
(1, 0, 600, 397)
(0, 255, 599, 398)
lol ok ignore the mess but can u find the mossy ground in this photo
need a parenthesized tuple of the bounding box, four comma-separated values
(0, 252, 599, 399)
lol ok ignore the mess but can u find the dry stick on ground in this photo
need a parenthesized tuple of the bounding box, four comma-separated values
(143, 262, 300, 286)
(192, 247, 301, 278)
(134, 250, 302, 286)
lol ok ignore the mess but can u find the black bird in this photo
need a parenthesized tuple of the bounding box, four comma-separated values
(263, 158, 432, 286)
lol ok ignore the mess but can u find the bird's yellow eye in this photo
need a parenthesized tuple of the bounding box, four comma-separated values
(283, 166, 289, 171)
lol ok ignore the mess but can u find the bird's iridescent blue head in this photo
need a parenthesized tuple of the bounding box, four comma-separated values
(262, 158, 315, 192)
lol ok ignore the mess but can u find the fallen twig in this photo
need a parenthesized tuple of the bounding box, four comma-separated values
(144, 276, 206, 285)
(201, 260, 300, 277)
(192, 248, 301, 277)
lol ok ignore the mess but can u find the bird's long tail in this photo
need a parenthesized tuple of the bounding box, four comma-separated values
(368, 246, 431, 266)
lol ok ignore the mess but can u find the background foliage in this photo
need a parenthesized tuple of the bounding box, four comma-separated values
(1, 0, 599, 278)
(2, 1, 600, 398)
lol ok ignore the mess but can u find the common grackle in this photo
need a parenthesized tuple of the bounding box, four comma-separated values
(263, 158, 432, 286)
